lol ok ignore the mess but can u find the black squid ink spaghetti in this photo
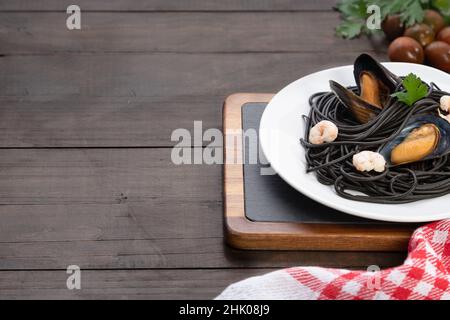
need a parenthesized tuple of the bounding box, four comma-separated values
(300, 54, 450, 204)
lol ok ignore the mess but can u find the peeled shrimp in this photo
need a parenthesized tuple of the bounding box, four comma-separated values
(308, 120, 338, 145)
(440, 95, 450, 112)
(352, 151, 386, 173)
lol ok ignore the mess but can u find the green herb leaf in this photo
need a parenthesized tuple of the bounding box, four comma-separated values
(391, 73, 429, 106)
(335, 0, 439, 38)
(378, 0, 405, 18)
(400, 0, 425, 27)
(336, 19, 364, 39)
(336, 0, 368, 19)
(380, 0, 425, 27)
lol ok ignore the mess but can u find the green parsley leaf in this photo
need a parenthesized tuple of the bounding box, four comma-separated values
(336, 19, 364, 39)
(378, 0, 424, 27)
(391, 73, 429, 106)
(400, 0, 425, 27)
(336, 0, 368, 19)
(335, 0, 442, 38)
(378, 0, 405, 18)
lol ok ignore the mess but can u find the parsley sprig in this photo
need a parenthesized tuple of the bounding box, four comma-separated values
(336, 0, 450, 39)
(391, 73, 429, 106)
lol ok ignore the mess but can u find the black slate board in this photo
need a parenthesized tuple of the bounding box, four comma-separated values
(242, 103, 388, 224)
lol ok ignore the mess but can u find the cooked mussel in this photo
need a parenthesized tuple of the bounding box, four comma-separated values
(329, 80, 383, 124)
(353, 54, 399, 94)
(380, 115, 450, 166)
(330, 54, 400, 124)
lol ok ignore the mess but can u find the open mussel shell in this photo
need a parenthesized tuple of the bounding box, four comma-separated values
(380, 114, 450, 166)
(329, 80, 381, 124)
(353, 54, 400, 94)
(330, 54, 401, 124)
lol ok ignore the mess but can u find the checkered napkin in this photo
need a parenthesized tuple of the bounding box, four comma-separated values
(217, 220, 450, 300)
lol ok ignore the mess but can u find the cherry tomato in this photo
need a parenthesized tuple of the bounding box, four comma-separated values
(404, 23, 435, 47)
(425, 41, 450, 73)
(382, 15, 405, 41)
(423, 9, 446, 34)
(437, 27, 450, 46)
(388, 37, 425, 64)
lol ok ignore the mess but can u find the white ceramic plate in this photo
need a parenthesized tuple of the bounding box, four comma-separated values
(260, 62, 450, 223)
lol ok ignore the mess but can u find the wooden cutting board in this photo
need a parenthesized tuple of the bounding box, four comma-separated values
(223, 93, 417, 251)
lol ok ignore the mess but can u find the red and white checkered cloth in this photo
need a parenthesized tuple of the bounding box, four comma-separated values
(217, 220, 450, 300)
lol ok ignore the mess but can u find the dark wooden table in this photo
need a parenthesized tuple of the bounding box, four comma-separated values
(0, 1, 406, 299)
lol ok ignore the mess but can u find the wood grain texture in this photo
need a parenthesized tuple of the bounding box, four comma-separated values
(0, 148, 405, 269)
(0, 0, 337, 12)
(0, 52, 386, 98)
(0, 237, 405, 270)
(0, 2, 408, 299)
(0, 96, 220, 147)
(0, 269, 273, 300)
(0, 51, 384, 148)
(0, 10, 386, 148)
(0, 148, 220, 205)
(0, 12, 383, 54)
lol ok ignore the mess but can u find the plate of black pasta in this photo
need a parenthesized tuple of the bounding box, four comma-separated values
(259, 54, 450, 222)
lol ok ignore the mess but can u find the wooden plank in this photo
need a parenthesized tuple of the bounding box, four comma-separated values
(0, 51, 385, 147)
(0, 203, 223, 242)
(0, 269, 273, 300)
(0, 148, 220, 205)
(0, 52, 386, 98)
(0, 12, 379, 54)
(0, 0, 337, 12)
(0, 237, 405, 270)
(0, 148, 406, 269)
(0, 96, 219, 147)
